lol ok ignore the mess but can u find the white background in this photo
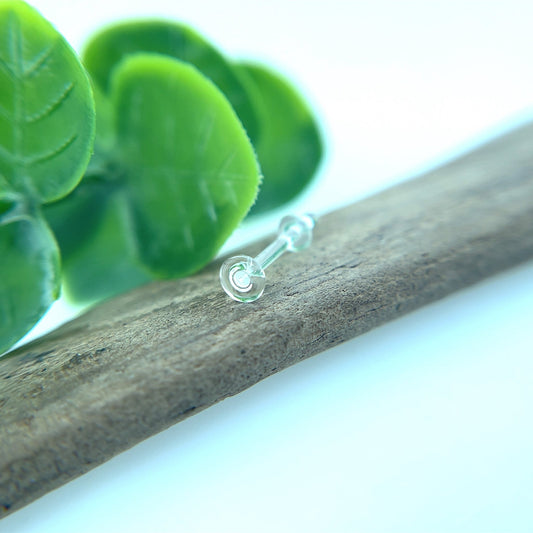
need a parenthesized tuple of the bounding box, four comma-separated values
(3, 1, 533, 531)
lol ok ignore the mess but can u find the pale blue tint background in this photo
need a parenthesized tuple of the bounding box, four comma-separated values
(3, 0, 533, 531)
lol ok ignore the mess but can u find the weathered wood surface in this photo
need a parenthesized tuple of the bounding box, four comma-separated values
(1, 123, 533, 517)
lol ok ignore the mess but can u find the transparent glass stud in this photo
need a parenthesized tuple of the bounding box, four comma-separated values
(220, 213, 316, 302)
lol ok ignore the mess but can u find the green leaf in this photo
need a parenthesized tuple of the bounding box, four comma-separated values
(0, 0, 95, 203)
(83, 20, 258, 142)
(0, 204, 60, 353)
(0, 0, 95, 352)
(44, 176, 113, 260)
(111, 54, 260, 277)
(45, 184, 149, 303)
(237, 63, 323, 215)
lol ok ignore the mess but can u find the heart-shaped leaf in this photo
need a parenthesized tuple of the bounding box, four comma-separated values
(112, 54, 260, 277)
(237, 63, 323, 215)
(47, 53, 260, 299)
(83, 20, 258, 141)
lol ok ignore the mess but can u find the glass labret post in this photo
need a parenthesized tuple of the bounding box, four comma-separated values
(220, 214, 316, 302)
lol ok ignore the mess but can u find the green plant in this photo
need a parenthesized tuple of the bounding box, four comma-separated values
(47, 20, 323, 303)
(0, 0, 95, 353)
(0, 2, 323, 354)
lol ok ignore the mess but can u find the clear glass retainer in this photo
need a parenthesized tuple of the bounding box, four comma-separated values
(219, 214, 315, 303)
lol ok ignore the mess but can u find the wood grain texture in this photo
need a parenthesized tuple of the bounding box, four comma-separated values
(1, 123, 533, 517)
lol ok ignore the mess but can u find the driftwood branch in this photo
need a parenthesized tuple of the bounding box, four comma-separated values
(1, 123, 533, 517)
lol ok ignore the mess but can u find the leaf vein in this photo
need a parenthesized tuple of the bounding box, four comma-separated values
(198, 179, 218, 224)
(195, 114, 215, 157)
(217, 150, 237, 174)
(7, 11, 23, 166)
(7, 12, 23, 77)
(224, 182, 238, 207)
(0, 56, 15, 78)
(23, 40, 57, 78)
(216, 172, 252, 183)
(28, 133, 78, 166)
(25, 81, 75, 124)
